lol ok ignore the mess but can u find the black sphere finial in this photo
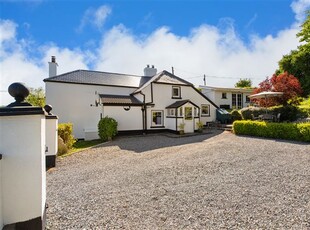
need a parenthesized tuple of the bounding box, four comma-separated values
(8, 83, 30, 103)
(44, 104, 53, 114)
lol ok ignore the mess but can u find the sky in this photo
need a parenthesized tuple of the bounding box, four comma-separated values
(1, 0, 310, 105)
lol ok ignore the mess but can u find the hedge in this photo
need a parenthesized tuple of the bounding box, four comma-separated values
(240, 105, 301, 122)
(233, 120, 310, 142)
(98, 116, 118, 141)
(58, 123, 76, 149)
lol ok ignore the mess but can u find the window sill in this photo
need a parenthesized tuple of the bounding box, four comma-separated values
(172, 97, 182, 99)
(201, 114, 210, 117)
(150, 126, 165, 128)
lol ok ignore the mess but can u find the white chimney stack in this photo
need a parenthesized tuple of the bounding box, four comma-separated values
(48, 56, 58, 77)
(144, 64, 157, 77)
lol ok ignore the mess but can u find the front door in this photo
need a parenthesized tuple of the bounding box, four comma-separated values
(184, 106, 194, 133)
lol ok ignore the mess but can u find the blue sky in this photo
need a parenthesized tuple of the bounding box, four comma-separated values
(1, 0, 310, 105)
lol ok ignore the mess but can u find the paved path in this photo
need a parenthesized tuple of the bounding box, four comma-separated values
(46, 131, 310, 229)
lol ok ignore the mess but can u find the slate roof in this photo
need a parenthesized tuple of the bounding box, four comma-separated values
(44, 70, 152, 88)
(99, 94, 143, 106)
(166, 100, 199, 109)
(134, 71, 193, 93)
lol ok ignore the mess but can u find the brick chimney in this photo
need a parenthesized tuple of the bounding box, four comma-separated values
(48, 56, 58, 77)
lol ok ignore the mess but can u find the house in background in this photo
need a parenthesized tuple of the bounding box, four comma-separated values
(199, 85, 254, 110)
(44, 57, 218, 140)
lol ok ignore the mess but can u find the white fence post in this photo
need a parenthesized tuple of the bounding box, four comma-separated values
(0, 83, 47, 229)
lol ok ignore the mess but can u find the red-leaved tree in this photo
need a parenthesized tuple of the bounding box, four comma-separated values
(253, 72, 303, 106)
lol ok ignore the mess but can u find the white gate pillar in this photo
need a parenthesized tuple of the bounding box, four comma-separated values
(0, 83, 47, 229)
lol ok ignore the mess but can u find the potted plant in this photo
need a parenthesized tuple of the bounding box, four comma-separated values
(178, 122, 185, 135)
(196, 121, 204, 133)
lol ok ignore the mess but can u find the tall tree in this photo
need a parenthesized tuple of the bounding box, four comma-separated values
(253, 72, 303, 106)
(235, 78, 252, 88)
(278, 11, 310, 96)
(25, 87, 45, 107)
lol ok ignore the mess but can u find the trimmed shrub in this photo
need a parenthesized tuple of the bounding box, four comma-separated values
(57, 136, 68, 156)
(230, 109, 242, 121)
(98, 116, 118, 141)
(58, 123, 76, 149)
(233, 120, 310, 142)
(241, 105, 301, 122)
(270, 105, 299, 122)
(240, 107, 264, 120)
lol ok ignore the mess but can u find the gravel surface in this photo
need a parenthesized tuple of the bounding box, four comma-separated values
(46, 131, 310, 229)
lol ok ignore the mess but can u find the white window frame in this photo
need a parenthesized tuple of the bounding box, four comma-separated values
(167, 108, 175, 117)
(222, 92, 227, 99)
(201, 104, 210, 117)
(179, 107, 183, 116)
(151, 110, 164, 127)
(194, 107, 199, 117)
(172, 86, 181, 98)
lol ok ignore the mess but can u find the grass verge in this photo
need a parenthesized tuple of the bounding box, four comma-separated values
(59, 139, 103, 158)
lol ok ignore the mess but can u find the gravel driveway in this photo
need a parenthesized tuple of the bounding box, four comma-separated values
(46, 131, 310, 229)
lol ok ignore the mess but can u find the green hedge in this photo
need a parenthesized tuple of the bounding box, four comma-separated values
(98, 116, 118, 141)
(58, 123, 76, 149)
(240, 105, 303, 122)
(230, 109, 242, 121)
(233, 120, 310, 142)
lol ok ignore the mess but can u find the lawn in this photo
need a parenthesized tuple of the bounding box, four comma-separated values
(60, 139, 103, 157)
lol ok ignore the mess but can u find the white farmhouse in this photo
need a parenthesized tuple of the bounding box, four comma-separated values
(44, 57, 218, 140)
(199, 85, 254, 110)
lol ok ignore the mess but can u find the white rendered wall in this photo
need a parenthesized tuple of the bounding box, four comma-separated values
(46, 82, 136, 139)
(204, 90, 252, 109)
(165, 117, 176, 130)
(104, 106, 143, 131)
(45, 118, 58, 156)
(0, 115, 46, 225)
(143, 83, 217, 130)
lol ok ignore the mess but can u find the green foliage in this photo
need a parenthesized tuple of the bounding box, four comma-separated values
(98, 116, 118, 141)
(233, 120, 310, 142)
(235, 78, 252, 88)
(57, 136, 68, 156)
(269, 105, 298, 122)
(196, 121, 204, 132)
(240, 105, 302, 122)
(58, 123, 76, 149)
(25, 87, 45, 107)
(240, 107, 264, 120)
(278, 11, 310, 96)
(298, 97, 310, 117)
(230, 109, 242, 121)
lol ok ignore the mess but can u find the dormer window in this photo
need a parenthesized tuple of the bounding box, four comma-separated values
(172, 86, 181, 99)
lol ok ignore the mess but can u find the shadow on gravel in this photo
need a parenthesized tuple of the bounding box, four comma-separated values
(94, 129, 225, 153)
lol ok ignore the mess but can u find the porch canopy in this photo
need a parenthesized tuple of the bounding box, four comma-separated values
(166, 99, 199, 109)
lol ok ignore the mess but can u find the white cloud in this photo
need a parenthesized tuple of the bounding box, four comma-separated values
(94, 22, 299, 88)
(0, 0, 308, 105)
(0, 20, 89, 105)
(0, 19, 17, 44)
(77, 5, 111, 32)
(291, 0, 310, 22)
